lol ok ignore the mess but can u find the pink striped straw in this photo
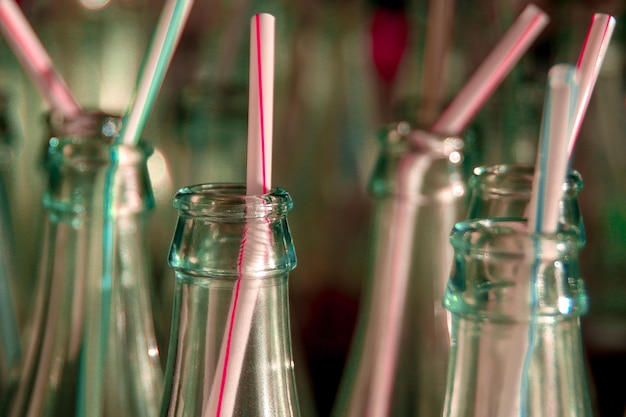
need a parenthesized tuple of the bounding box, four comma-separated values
(567, 13, 616, 157)
(431, 3, 548, 135)
(206, 13, 275, 417)
(0, 0, 81, 117)
(246, 13, 274, 195)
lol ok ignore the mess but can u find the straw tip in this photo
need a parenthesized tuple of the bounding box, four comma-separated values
(523, 3, 548, 17)
(252, 13, 276, 23)
(520, 3, 550, 27)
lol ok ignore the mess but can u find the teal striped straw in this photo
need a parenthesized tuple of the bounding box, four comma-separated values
(118, 0, 195, 146)
(528, 64, 578, 234)
(87, 0, 195, 409)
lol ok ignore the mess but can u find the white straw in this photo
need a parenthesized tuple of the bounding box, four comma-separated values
(0, 0, 81, 117)
(528, 64, 578, 233)
(206, 14, 275, 417)
(246, 13, 274, 195)
(567, 13, 616, 157)
(119, 0, 195, 146)
(431, 3, 548, 135)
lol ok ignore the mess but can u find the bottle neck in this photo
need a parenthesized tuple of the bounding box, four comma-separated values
(162, 184, 300, 417)
(368, 123, 468, 201)
(443, 219, 592, 417)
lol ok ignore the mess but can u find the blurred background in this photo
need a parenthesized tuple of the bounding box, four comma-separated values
(1, 0, 625, 415)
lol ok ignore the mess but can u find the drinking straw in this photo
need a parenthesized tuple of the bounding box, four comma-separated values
(118, 0, 195, 146)
(0, 0, 81, 117)
(364, 147, 435, 416)
(431, 3, 548, 135)
(527, 64, 578, 234)
(89, 0, 193, 409)
(567, 13, 616, 157)
(418, 0, 454, 126)
(245, 13, 274, 196)
(96, 0, 194, 409)
(206, 14, 275, 417)
(519, 65, 578, 416)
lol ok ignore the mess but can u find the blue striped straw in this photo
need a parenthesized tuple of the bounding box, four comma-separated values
(528, 64, 578, 234)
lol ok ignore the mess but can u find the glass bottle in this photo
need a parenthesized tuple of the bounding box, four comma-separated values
(160, 184, 301, 417)
(8, 111, 163, 417)
(331, 122, 472, 417)
(0, 93, 20, 416)
(442, 218, 592, 417)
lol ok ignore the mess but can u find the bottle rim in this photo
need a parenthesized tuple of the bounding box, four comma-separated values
(173, 183, 293, 219)
(471, 164, 583, 195)
(377, 121, 465, 157)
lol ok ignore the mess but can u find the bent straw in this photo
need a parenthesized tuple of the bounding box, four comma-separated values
(205, 14, 275, 417)
(0, 0, 81, 117)
(431, 3, 548, 135)
(364, 147, 435, 416)
(567, 13, 616, 157)
(528, 64, 578, 234)
(118, 0, 195, 146)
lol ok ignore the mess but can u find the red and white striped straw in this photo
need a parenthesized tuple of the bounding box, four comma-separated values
(431, 3, 548, 135)
(0, 0, 81, 117)
(567, 13, 616, 157)
(246, 13, 275, 195)
(206, 13, 275, 417)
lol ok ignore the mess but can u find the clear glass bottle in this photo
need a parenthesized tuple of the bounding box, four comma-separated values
(442, 218, 592, 417)
(161, 184, 300, 417)
(8, 111, 163, 417)
(0, 93, 20, 416)
(331, 122, 472, 417)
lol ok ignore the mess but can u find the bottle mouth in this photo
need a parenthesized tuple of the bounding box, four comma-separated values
(471, 164, 583, 195)
(173, 183, 293, 219)
(377, 121, 465, 156)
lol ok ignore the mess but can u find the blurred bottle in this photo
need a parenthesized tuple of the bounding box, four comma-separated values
(8, 0, 159, 331)
(331, 122, 473, 417)
(8, 111, 163, 417)
(0, 93, 20, 416)
(161, 184, 303, 417)
(442, 218, 593, 417)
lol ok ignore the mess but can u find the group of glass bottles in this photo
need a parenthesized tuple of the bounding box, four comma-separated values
(0, 110, 303, 417)
(332, 122, 595, 417)
(0, 107, 596, 417)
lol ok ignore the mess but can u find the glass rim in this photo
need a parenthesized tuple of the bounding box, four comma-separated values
(173, 183, 293, 219)
(377, 121, 466, 156)
(470, 163, 583, 193)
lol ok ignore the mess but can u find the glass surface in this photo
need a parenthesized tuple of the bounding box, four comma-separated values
(8, 112, 163, 417)
(161, 184, 301, 417)
(0, 92, 20, 416)
(442, 219, 592, 417)
(332, 123, 471, 417)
